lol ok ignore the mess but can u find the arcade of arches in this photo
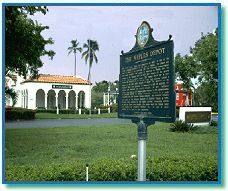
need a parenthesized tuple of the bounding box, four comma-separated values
(36, 89, 85, 109)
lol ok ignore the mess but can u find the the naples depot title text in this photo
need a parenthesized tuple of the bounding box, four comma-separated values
(124, 47, 165, 63)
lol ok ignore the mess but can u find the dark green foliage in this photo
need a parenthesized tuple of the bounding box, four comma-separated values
(92, 80, 109, 93)
(5, 6, 55, 78)
(5, 87, 18, 106)
(36, 109, 78, 114)
(175, 53, 198, 90)
(92, 80, 119, 93)
(176, 107, 179, 118)
(194, 82, 218, 112)
(5, 156, 217, 181)
(91, 91, 103, 107)
(59, 109, 78, 114)
(35, 108, 109, 115)
(147, 156, 217, 181)
(91, 81, 119, 108)
(81, 108, 108, 114)
(36, 109, 56, 113)
(170, 120, 197, 132)
(175, 30, 218, 111)
(5, 108, 36, 120)
(210, 120, 218, 127)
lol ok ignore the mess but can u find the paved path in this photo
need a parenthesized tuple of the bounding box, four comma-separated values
(5, 118, 132, 129)
(5, 115, 218, 129)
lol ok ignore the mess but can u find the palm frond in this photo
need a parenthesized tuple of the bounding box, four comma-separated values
(77, 47, 82, 52)
(68, 49, 73, 55)
(94, 54, 98, 63)
(83, 43, 89, 49)
(82, 50, 89, 58)
(84, 54, 89, 64)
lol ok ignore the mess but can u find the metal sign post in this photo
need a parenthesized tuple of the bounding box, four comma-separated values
(133, 119, 154, 181)
(118, 21, 175, 182)
(137, 119, 147, 181)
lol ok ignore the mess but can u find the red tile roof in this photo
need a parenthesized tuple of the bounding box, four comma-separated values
(22, 74, 91, 85)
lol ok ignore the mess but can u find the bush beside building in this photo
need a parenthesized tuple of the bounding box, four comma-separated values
(5, 107, 36, 121)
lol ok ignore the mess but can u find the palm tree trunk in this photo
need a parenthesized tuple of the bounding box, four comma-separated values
(88, 68, 91, 81)
(88, 67, 91, 115)
(74, 53, 76, 77)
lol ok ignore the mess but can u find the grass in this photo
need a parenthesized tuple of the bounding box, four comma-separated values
(5, 122, 218, 166)
(35, 112, 117, 119)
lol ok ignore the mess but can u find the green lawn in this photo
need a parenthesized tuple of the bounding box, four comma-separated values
(5, 123, 218, 166)
(35, 112, 117, 119)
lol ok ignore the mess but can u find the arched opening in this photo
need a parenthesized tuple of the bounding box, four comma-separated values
(58, 90, 66, 109)
(68, 90, 76, 109)
(47, 90, 56, 109)
(36, 89, 45, 109)
(78, 91, 85, 108)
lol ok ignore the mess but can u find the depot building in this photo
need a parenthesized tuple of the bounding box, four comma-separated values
(5, 74, 91, 110)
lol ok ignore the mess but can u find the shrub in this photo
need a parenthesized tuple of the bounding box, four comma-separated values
(36, 109, 56, 114)
(110, 104, 118, 112)
(170, 120, 197, 132)
(59, 109, 77, 114)
(5, 108, 36, 121)
(5, 156, 217, 181)
(98, 105, 109, 109)
(147, 156, 218, 181)
(36, 109, 79, 114)
(210, 120, 218, 127)
(100, 109, 108, 114)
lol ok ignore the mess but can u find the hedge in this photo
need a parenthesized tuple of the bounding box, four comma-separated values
(5, 156, 217, 181)
(5, 108, 36, 120)
(36, 108, 110, 114)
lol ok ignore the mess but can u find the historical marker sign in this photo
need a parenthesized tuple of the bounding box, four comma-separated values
(118, 21, 176, 123)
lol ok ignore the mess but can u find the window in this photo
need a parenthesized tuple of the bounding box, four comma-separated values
(176, 93, 179, 100)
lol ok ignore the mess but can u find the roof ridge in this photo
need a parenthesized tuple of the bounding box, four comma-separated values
(39, 74, 84, 78)
(22, 73, 91, 85)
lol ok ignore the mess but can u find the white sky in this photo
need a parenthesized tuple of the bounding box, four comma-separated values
(31, 5, 218, 83)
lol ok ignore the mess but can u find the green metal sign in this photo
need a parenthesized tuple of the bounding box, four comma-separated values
(118, 21, 176, 123)
(52, 84, 72, 89)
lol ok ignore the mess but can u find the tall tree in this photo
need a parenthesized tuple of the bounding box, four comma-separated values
(5, 6, 55, 78)
(191, 29, 218, 85)
(175, 29, 218, 111)
(67, 39, 82, 77)
(82, 39, 99, 81)
(191, 29, 218, 111)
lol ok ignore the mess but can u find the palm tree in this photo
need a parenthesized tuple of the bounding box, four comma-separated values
(67, 39, 82, 77)
(5, 87, 18, 107)
(82, 39, 99, 115)
(82, 39, 99, 81)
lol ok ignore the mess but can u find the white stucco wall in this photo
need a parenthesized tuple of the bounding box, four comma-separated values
(11, 80, 91, 110)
